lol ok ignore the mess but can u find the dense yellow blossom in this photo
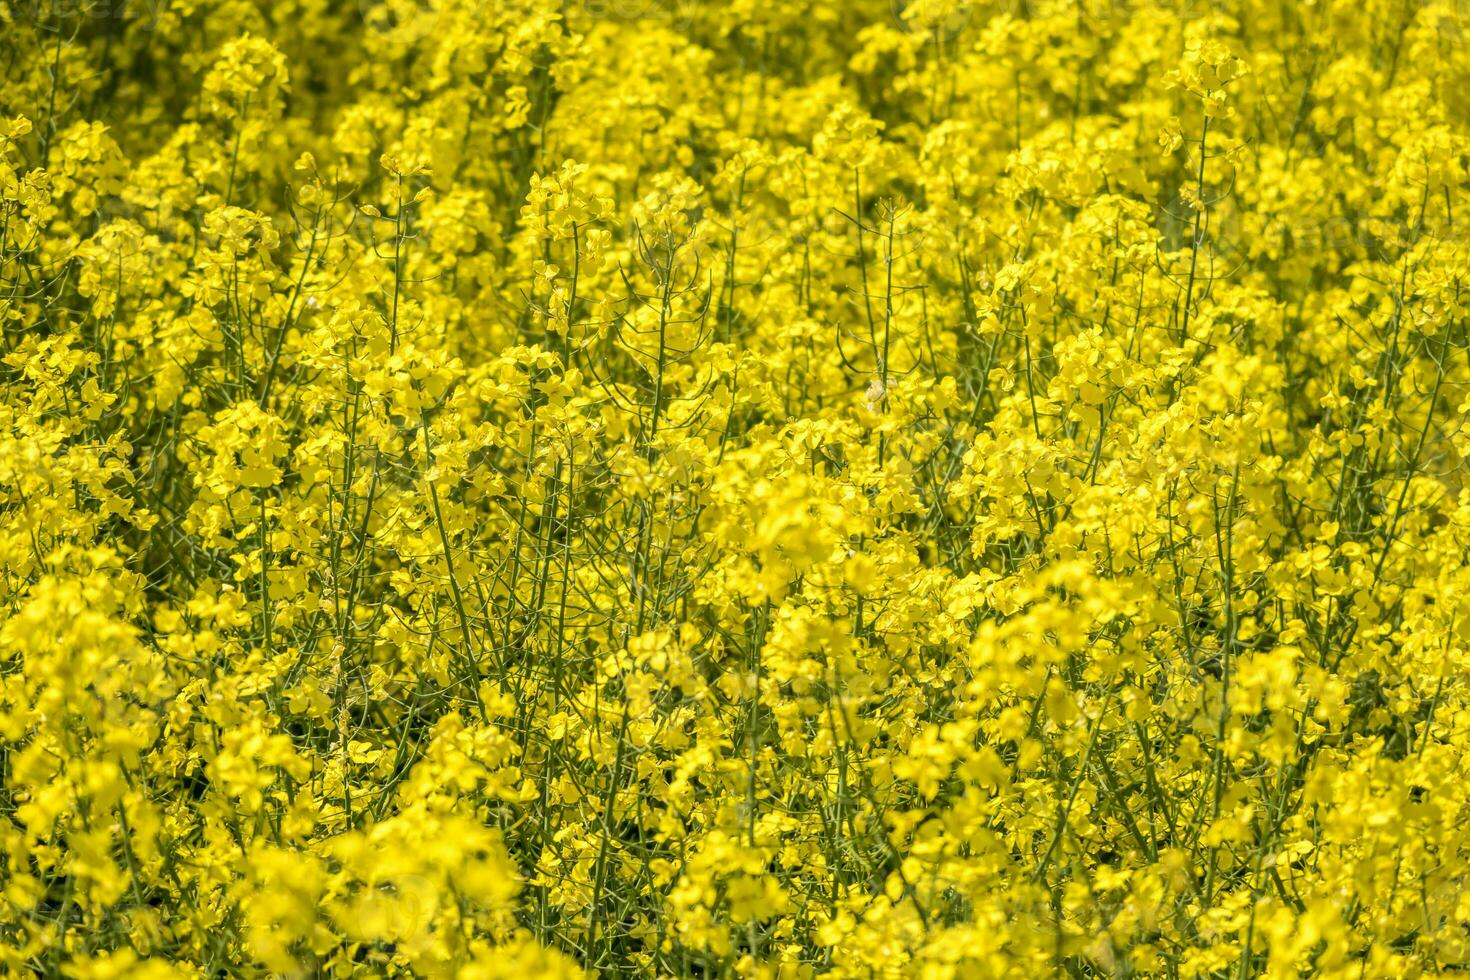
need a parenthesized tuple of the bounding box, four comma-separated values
(2, 0, 1469, 976)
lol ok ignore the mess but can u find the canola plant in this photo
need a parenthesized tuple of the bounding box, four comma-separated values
(2, 0, 1470, 976)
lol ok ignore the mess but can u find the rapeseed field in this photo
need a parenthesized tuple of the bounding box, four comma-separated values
(2, 0, 1470, 975)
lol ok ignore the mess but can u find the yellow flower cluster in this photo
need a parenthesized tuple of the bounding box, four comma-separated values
(2, 0, 1469, 976)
